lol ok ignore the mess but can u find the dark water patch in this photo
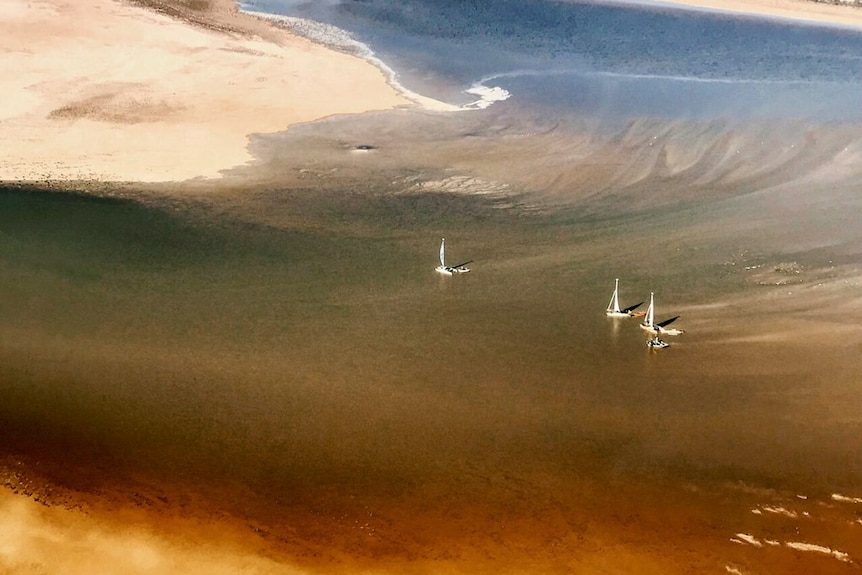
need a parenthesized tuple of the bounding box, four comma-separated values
(0, 185, 458, 346)
(3, 178, 854, 495)
(0, 184, 546, 490)
(0, 186, 203, 278)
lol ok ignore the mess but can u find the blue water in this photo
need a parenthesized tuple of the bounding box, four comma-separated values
(242, 0, 862, 121)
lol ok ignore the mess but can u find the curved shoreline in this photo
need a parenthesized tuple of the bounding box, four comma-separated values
(0, 0, 433, 184)
(3, 0, 861, 184)
(239, 8, 460, 113)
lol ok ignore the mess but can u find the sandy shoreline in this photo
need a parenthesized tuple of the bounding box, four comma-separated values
(0, 0, 432, 183)
(2, 0, 862, 183)
(638, 0, 862, 28)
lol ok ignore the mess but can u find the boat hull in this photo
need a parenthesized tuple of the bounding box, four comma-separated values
(605, 311, 632, 318)
(436, 265, 470, 275)
(607, 309, 644, 318)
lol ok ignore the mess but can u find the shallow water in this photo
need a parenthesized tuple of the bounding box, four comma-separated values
(3, 134, 862, 571)
(4, 1, 862, 572)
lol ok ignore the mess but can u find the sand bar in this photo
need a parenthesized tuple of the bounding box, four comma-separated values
(635, 0, 862, 28)
(0, 0, 427, 183)
(3, 0, 861, 184)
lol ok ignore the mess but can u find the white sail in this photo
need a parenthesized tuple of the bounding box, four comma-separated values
(439, 238, 446, 267)
(640, 292, 685, 336)
(646, 292, 655, 327)
(436, 237, 471, 275)
(606, 278, 644, 317)
(606, 278, 621, 314)
(641, 292, 655, 331)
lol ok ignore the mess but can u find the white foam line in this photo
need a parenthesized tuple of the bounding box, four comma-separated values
(730, 532, 853, 563)
(592, 70, 851, 86)
(238, 8, 459, 112)
(732, 533, 763, 547)
(458, 65, 828, 115)
(476, 67, 849, 87)
(725, 566, 745, 575)
(832, 493, 862, 504)
(785, 541, 852, 563)
(464, 64, 854, 111)
(761, 505, 798, 518)
(478, 68, 580, 84)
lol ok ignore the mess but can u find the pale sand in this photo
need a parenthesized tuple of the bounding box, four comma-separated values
(3, 0, 861, 184)
(639, 0, 862, 28)
(0, 0, 453, 183)
(0, 488, 310, 575)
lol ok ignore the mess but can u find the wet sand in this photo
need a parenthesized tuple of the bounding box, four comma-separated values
(0, 0, 452, 183)
(3, 1, 862, 574)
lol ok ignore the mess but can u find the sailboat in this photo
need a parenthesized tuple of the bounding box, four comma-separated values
(639, 292, 685, 335)
(435, 238, 472, 275)
(646, 334, 670, 349)
(605, 278, 644, 317)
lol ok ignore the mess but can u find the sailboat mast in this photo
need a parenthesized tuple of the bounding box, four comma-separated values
(645, 292, 655, 327)
(609, 278, 620, 313)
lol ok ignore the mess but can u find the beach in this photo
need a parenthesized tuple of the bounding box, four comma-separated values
(3, 1, 862, 574)
(3, 0, 862, 183)
(0, 0, 436, 183)
(644, 0, 862, 28)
